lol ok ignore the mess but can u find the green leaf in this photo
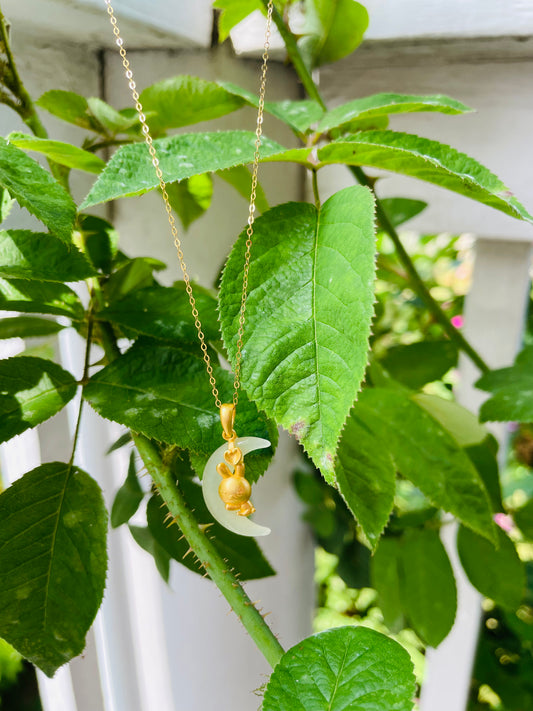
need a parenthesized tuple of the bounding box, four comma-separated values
(0, 187, 15, 223)
(457, 526, 524, 609)
(0, 138, 77, 242)
(464, 439, 503, 513)
(0, 316, 64, 339)
(514, 499, 533, 540)
(317, 94, 472, 134)
(139, 76, 246, 132)
(0, 356, 77, 443)
(354, 388, 495, 541)
(80, 131, 287, 208)
(399, 529, 457, 647)
(220, 187, 376, 480)
(262, 626, 415, 711)
(83, 341, 273, 463)
(216, 165, 269, 214)
(111, 451, 144, 528)
(166, 174, 213, 230)
(213, 0, 262, 41)
(477, 346, 533, 422)
(380, 341, 458, 390)
(371, 538, 405, 632)
(37, 90, 96, 131)
(0, 278, 84, 320)
(335, 412, 396, 549)
(379, 197, 427, 227)
(129, 525, 170, 583)
(298, 0, 369, 69)
(78, 215, 119, 274)
(103, 257, 164, 303)
(147, 481, 274, 580)
(106, 430, 132, 454)
(8, 133, 106, 174)
(86, 97, 139, 134)
(0, 462, 107, 676)
(413, 393, 487, 447)
(0, 229, 95, 282)
(97, 283, 220, 343)
(318, 131, 533, 224)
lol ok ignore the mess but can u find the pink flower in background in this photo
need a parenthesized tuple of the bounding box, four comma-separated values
(494, 513, 514, 533)
(451, 315, 464, 329)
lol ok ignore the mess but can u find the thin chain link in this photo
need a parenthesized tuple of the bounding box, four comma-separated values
(104, 0, 273, 411)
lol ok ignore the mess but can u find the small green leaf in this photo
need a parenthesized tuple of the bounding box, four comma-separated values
(78, 215, 119, 274)
(80, 131, 286, 208)
(86, 97, 139, 134)
(317, 93, 472, 134)
(139, 76, 246, 132)
(83, 342, 273, 462)
(0, 229, 96, 282)
(216, 165, 269, 214)
(262, 626, 415, 711)
(8, 133, 106, 174)
(0, 356, 77, 443)
(103, 257, 163, 303)
(0, 316, 64, 339)
(413, 393, 487, 447)
(0, 278, 84, 320)
(335, 412, 396, 549)
(166, 174, 213, 230)
(97, 283, 219, 344)
(379, 197, 427, 227)
(477, 346, 533, 422)
(457, 526, 525, 609)
(354, 388, 495, 541)
(371, 538, 405, 632)
(400, 529, 457, 647)
(0, 138, 77, 242)
(220, 187, 376, 480)
(318, 130, 533, 224)
(129, 525, 170, 583)
(380, 341, 458, 390)
(147, 480, 274, 581)
(213, 0, 262, 41)
(465, 439, 503, 513)
(111, 451, 144, 528)
(514, 500, 533, 540)
(37, 90, 96, 131)
(106, 430, 132, 454)
(0, 462, 107, 676)
(0, 187, 15, 223)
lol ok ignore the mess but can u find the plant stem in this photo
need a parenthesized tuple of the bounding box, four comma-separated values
(69, 314, 94, 466)
(133, 434, 285, 669)
(264, 1, 490, 374)
(311, 169, 320, 209)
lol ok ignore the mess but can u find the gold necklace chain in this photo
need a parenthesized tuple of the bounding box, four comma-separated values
(104, 0, 274, 410)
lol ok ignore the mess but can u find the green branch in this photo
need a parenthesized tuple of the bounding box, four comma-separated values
(263, 0, 489, 374)
(133, 434, 285, 669)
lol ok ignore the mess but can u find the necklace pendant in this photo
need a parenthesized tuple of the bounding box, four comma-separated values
(201, 403, 271, 537)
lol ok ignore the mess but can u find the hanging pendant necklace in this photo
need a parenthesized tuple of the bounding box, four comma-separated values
(104, 1, 274, 536)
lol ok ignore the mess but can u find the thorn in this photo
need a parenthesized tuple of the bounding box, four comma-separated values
(262, 611, 272, 618)
(182, 547, 194, 560)
(166, 519, 178, 528)
(178, 534, 186, 542)
(164, 512, 173, 523)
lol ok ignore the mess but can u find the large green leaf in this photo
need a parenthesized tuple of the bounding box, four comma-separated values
(413, 393, 487, 447)
(8, 133, 106, 174)
(0, 138, 77, 242)
(219, 187, 376, 480)
(0, 462, 107, 676)
(399, 529, 457, 647)
(371, 537, 404, 632)
(318, 131, 533, 224)
(37, 90, 98, 131)
(262, 626, 415, 711)
(147, 481, 274, 580)
(335, 412, 396, 549)
(299, 0, 369, 68)
(111, 451, 144, 529)
(380, 341, 458, 390)
(477, 346, 533, 422)
(514, 499, 533, 540)
(0, 316, 64, 340)
(83, 341, 273, 461)
(139, 76, 246, 132)
(0, 230, 95, 282)
(457, 526, 525, 610)
(317, 94, 472, 134)
(81, 131, 286, 208)
(0, 356, 77, 443)
(353, 388, 495, 541)
(0, 278, 84, 320)
(97, 283, 220, 344)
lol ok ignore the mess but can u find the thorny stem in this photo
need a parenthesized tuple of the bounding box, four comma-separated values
(263, 0, 490, 374)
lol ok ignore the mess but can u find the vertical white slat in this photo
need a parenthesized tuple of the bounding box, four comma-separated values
(419, 238, 533, 711)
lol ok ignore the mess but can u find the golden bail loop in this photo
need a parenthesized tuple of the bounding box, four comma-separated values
(220, 403, 237, 441)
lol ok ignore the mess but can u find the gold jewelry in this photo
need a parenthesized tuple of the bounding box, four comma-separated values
(104, 1, 274, 534)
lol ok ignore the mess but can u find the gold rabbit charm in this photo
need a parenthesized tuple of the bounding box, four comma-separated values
(216, 404, 255, 517)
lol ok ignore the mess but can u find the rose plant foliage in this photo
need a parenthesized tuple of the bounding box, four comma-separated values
(0, 0, 532, 708)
